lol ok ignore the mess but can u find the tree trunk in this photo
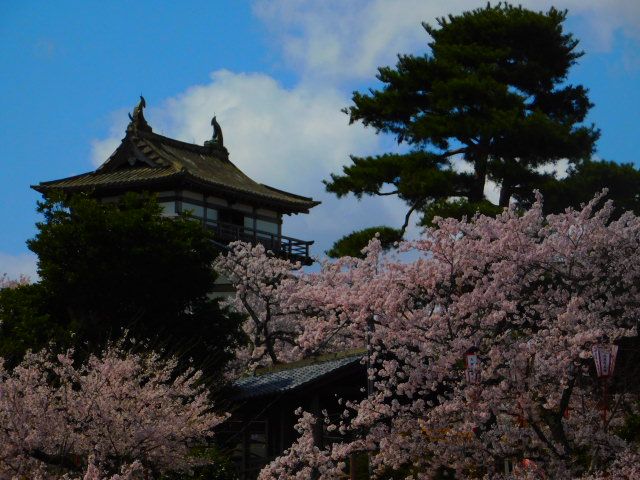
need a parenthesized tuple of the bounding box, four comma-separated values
(470, 155, 488, 202)
(499, 179, 512, 208)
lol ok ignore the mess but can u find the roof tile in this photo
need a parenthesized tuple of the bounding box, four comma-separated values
(33, 130, 319, 213)
(233, 354, 364, 400)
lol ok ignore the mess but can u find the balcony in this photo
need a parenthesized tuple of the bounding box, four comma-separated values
(205, 220, 314, 265)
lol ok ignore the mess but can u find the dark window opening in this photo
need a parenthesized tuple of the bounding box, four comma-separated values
(219, 208, 245, 227)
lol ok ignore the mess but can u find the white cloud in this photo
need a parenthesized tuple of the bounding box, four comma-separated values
(0, 252, 38, 280)
(90, 1, 638, 257)
(152, 70, 378, 187)
(90, 108, 129, 167)
(536, 158, 570, 180)
(253, 0, 453, 83)
(253, 0, 640, 83)
(569, 0, 640, 49)
(90, 70, 408, 256)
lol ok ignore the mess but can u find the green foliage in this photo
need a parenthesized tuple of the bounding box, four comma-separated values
(617, 405, 640, 444)
(326, 152, 470, 204)
(0, 283, 73, 367)
(163, 445, 238, 480)
(2, 192, 245, 377)
(327, 227, 402, 259)
(520, 159, 640, 216)
(326, 3, 599, 243)
(420, 198, 503, 227)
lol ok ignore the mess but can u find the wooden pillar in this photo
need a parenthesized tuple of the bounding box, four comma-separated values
(252, 207, 257, 244)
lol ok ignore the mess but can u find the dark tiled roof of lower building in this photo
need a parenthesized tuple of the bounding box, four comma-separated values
(232, 352, 365, 400)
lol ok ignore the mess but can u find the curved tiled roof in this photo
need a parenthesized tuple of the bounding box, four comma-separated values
(33, 124, 319, 214)
(233, 352, 365, 400)
(34, 166, 181, 190)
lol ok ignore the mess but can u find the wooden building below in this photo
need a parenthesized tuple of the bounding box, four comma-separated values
(222, 351, 367, 479)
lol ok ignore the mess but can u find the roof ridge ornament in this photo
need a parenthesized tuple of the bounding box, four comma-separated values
(204, 115, 224, 150)
(126, 96, 153, 134)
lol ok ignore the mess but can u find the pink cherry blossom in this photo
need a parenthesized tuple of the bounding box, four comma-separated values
(214, 242, 363, 375)
(0, 344, 227, 479)
(0, 273, 30, 289)
(219, 193, 640, 478)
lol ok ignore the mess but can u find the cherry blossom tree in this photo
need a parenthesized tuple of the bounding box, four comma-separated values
(214, 242, 359, 375)
(0, 344, 227, 479)
(0, 273, 30, 289)
(219, 194, 640, 479)
(213, 241, 304, 371)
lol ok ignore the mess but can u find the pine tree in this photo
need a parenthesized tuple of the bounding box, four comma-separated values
(325, 4, 598, 251)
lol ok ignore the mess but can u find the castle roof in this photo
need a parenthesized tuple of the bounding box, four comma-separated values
(32, 98, 319, 214)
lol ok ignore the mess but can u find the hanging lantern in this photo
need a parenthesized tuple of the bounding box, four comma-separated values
(591, 344, 618, 379)
(465, 368, 481, 384)
(465, 351, 479, 369)
(465, 350, 481, 384)
(592, 344, 618, 427)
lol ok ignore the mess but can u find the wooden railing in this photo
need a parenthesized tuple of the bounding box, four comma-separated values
(205, 220, 314, 264)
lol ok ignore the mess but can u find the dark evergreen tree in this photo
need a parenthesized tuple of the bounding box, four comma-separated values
(520, 158, 640, 217)
(326, 226, 402, 259)
(0, 282, 71, 367)
(325, 3, 599, 253)
(1, 193, 244, 378)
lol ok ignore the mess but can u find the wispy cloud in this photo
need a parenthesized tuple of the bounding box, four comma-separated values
(0, 252, 38, 280)
(33, 38, 56, 60)
(90, 70, 408, 255)
(90, 1, 639, 256)
(90, 108, 129, 167)
(253, 0, 640, 83)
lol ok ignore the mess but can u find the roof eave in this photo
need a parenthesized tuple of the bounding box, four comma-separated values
(179, 173, 319, 214)
(32, 175, 317, 214)
(232, 359, 364, 401)
(31, 170, 184, 195)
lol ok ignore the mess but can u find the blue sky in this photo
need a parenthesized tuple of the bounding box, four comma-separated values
(1, 0, 639, 277)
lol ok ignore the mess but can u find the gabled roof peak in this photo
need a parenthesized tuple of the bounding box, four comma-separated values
(33, 97, 320, 214)
(125, 98, 229, 157)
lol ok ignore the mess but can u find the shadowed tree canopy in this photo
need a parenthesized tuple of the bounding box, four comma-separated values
(1, 193, 244, 376)
(326, 226, 402, 259)
(521, 158, 640, 217)
(0, 282, 69, 367)
(325, 3, 600, 254)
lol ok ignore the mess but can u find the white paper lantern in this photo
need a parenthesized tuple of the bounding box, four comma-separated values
(591, 344, 618, 378)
